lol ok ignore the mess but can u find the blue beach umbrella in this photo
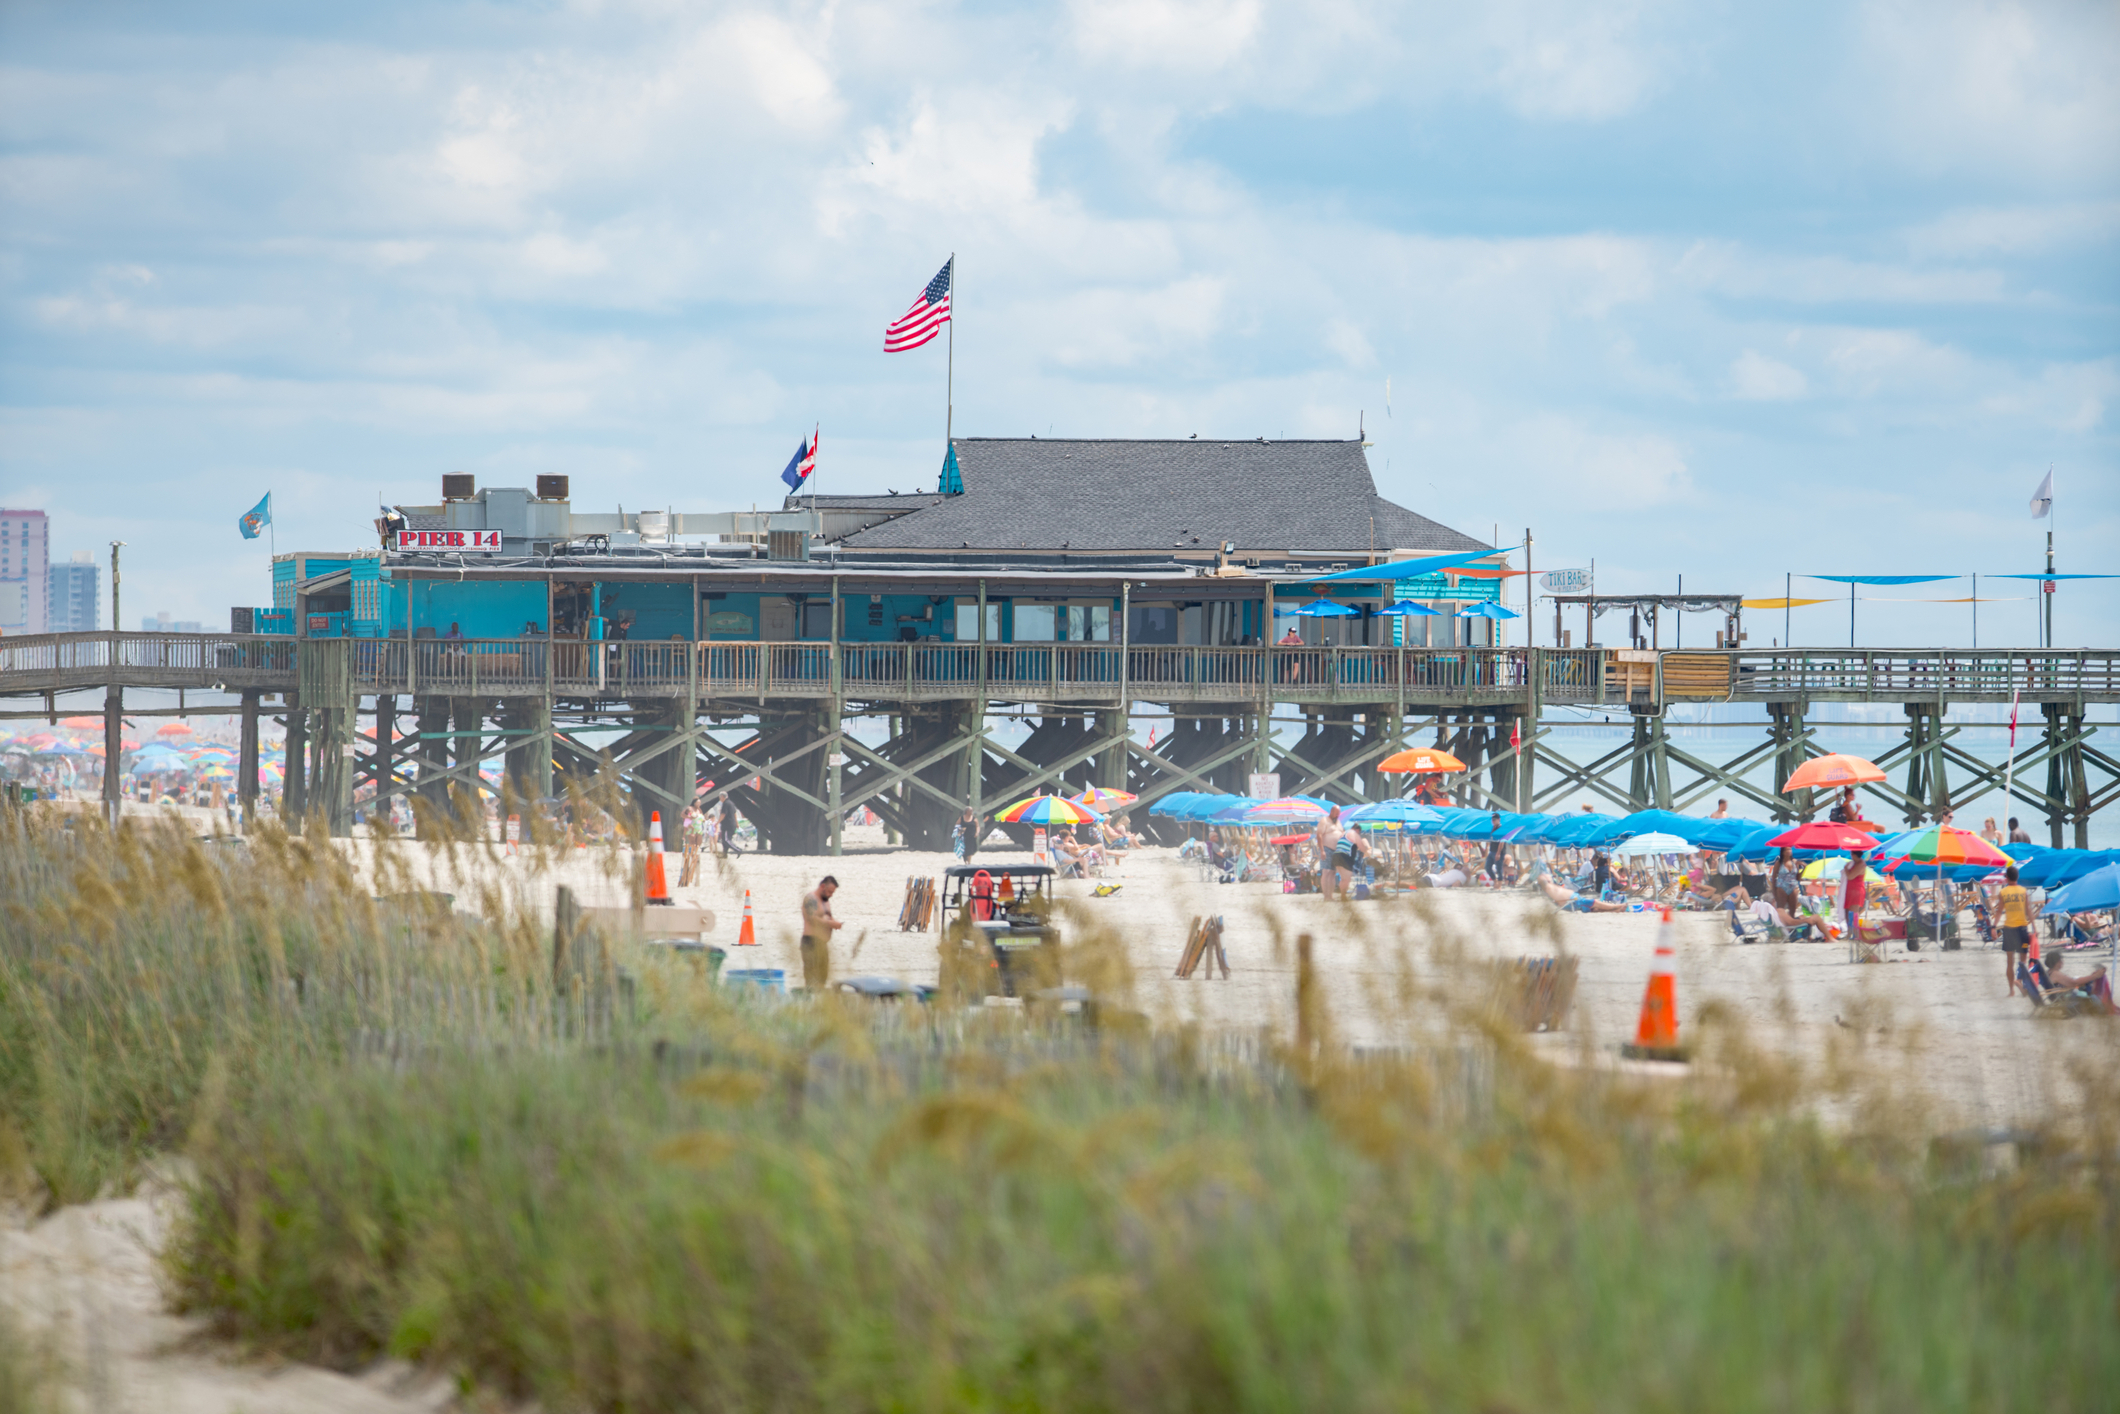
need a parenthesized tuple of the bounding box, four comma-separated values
(1273, 599, 1359, 617)
(1343, 799, 1445, 830)
(1457, 602, 1519, 620)
(2046, 862, 2120, 915)
(1374, 600, 1440, 617)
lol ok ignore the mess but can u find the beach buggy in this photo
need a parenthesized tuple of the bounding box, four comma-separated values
(939, 863, 1060, 999)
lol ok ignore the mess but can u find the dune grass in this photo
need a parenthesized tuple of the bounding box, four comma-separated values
(2, 806, 2117, 1411)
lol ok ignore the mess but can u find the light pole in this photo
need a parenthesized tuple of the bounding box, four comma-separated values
(109, 541, 125, 632)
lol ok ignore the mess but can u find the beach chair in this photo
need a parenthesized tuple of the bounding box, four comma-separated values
(2020, 962, 2098, 1019)
(1970, 897, 1997, 945)
(1727, 909, 1770, 942)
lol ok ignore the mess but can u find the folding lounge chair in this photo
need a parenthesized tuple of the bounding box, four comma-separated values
(2021, 962, 2099, 1019)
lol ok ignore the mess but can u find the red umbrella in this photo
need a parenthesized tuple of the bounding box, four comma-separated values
(1765, 822, 1876, 851)
(1270, 833, 1310, 846)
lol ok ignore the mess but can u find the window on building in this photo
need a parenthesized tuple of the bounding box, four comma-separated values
(953, 601, 1001, 642)
(1066, 605, 1111, 641)
(1128, 604, 1177, 644)
(1014, 603, 1056, 641)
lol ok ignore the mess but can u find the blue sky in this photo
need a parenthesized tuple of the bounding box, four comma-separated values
(2, 0, 2114, 645)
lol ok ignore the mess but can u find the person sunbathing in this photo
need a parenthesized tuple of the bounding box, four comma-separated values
(2038, 954, 2117, 1014)
(1540, 875, 1628, 913)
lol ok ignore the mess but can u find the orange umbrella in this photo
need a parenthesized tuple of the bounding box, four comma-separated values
(61, 715, 103, 729)
(1780, 753, 1885, 793)
(155, 722, 193, 738)
(1378, 748, 1467, 774)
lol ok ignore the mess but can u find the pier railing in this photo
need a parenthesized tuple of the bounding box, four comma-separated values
(5, 634, 2117, 707)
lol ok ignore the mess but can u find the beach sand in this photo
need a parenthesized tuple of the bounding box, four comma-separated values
(344, 819, 2104, 1134)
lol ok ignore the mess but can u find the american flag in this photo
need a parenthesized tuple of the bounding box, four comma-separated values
(884, 258, 953, 352)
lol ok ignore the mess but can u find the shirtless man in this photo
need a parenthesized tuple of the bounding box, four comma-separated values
(801, 876, 843, 991)
(1312, 806, 1345, 899)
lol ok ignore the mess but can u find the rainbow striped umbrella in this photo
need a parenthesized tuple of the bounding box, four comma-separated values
(1072, 786, 1137, 811)
(994, 794, 1104, 825)
(1241, 797, 1329, 824)
(1890, 823, 2010, 870)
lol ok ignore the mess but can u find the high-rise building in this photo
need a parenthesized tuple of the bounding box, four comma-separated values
(48, 551, 100, 633)
(140, 611, 203, 634)
(0, 509, 50, 636)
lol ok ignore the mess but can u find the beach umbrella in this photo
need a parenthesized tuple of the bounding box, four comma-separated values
(1780, 753, 1885, 793)
(1801, 858, 1885, 883)
(1891, 823, 2010, 871)
(1883, 822, 2009, 925)
(155, 722, 194, 738)
(1241, 797, 1329, 824)
(1343, 799, 1445, 829)
(1374, 600, 1440, 616)
(1273, 598, 1358, 617)
(1072, 786, 1137, 811)
(2045, 863, 2120, 915)
(1377, 747, 1466, 774)
(1147, 792, 1202, 817)
(20, 733, 58, 750)
(1612, 833, 1693, 857)
(32, 740, 89, 757)
(1764, 821, 1876, 852)
(61, 715, 103, 729)
(994, 794, 1105, 826)
(1456, 602, 1519, 620)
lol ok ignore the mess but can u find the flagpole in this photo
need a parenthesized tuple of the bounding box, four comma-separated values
(946, 252, 955, 447)
(2044, 528, 2053, 649)
(2004, 688, 2018, 847)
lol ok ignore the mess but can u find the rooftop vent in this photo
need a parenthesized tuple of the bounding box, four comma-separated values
(535, 474, 569, 500)
(767, 529, 810, 562)
(442, 474, 475, 501)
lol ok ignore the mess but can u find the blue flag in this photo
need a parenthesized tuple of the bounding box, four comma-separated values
(779, 430, 816, 491)
(239, 493, 272, 540)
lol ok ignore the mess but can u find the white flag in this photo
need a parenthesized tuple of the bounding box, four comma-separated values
(2030, 470, 2053, 519)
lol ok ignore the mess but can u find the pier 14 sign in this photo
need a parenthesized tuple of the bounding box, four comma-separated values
(396, 529, 503, 552)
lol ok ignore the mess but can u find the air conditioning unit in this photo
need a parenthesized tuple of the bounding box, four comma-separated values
(767, 529, 809, 561)
(442, 474, 475, 500)
(536, 475, 569, 500)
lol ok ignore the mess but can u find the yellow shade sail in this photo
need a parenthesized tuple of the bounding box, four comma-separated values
(1742, 597, 1834, 609)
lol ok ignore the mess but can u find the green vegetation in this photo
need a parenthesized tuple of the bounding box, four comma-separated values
(3, 809, 2117, 1411)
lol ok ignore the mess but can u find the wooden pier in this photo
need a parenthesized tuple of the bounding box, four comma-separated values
(5, 631, 2114, 852)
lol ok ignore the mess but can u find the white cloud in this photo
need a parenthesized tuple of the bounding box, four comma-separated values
(1858, 0, 2120, 181)
(1040, 275, 1227, 369)
(1068, 0, 1264, 72)
(1477, 0, 1675, 121)
(1904, 202, 2120, 258)
(715, 12, 842, 131)
(1324, 317, 1375, 369)
(1730, 350, 1807, 401)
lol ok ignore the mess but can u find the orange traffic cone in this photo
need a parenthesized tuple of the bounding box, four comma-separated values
(1621, 906, 1687, 1061)
(998, 874, 1015, 902)
(644, 811, 673, 906)
(736, 889, 758, 946)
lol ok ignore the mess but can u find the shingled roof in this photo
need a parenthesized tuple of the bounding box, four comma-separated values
(828, 439, 1487, 555)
